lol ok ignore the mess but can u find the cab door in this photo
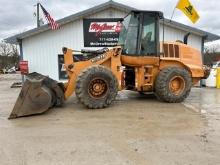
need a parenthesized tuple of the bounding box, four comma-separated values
(120, 12, 161, 66)
(120, 11, 161, 91)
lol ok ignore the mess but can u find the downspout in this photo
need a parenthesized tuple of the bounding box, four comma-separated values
(18, 39, 25, 84)
(200, 35, 207, 87)
(201, 35, 207, 64)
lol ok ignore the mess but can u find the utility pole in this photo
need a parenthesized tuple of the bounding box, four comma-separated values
(37, 2, 40, 28)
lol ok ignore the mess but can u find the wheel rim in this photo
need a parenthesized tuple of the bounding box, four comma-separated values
(169, 76, 185, 95)
(88, 78, 108, 99)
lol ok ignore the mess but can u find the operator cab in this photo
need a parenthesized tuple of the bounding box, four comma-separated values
(118, 10, 163, 90)
(118, 10, 163, 56)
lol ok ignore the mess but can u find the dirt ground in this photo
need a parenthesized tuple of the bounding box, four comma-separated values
(0, 74, 220, 165)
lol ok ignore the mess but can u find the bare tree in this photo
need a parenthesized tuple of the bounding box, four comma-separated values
(0, 41, 20, 71)
(10, 44, 19, 68)
(204, 44, 220, 66)
(205, 44, 219, 54)
(0, 42, 11, 56)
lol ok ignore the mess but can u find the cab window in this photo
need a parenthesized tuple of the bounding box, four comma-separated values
(140, 15, 156, 55)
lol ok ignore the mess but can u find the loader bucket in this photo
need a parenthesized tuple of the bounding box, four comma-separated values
(9, 72, 65, 119)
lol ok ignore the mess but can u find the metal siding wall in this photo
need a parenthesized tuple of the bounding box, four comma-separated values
(159, 24, 202, 51)
(86, 8, 127, 18)
(23, 19, 84, 80)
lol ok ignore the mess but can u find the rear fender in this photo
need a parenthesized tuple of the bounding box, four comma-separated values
(159, 59, 192, 75)
(159, 59, 204, 85)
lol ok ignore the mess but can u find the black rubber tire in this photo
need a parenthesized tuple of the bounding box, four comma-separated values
(155, 67, 192, 103)
(75, 65, 118, 109)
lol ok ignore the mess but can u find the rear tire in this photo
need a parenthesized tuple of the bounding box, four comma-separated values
(75, 65, 118, 109)
(155, 67, 192, 103)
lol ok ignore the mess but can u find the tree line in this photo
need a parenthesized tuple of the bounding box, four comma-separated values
(204, 44, 220, 66)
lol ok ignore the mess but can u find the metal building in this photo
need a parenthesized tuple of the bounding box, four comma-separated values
(5, 1, 220, 81)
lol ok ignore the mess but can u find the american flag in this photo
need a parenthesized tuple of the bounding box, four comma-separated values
(40, 4, 60, 30)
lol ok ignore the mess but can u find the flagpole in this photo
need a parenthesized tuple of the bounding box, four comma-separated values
(37, 2, 40, 28)
(170, 8, 176, 22)
(170, 0, 179, 22)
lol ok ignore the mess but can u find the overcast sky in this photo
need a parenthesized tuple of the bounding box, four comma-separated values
(0, 0, 220, 45)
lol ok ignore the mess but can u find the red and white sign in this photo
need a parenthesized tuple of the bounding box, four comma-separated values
(89, 22, 121, 33)
(83, 18, 121, 47)
(19, 61, 29, 75)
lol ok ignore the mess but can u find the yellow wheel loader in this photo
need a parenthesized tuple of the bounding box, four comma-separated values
(9, 10, 210, 119)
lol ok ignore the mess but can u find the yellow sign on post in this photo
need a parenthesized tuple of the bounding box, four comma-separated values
(216, 68, 220, 89)
(176, 0, 200, 23)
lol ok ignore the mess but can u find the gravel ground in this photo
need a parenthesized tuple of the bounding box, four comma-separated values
(0, 74, 220, 165)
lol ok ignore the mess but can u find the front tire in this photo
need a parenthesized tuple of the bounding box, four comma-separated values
(155, 67, 192, 103)
(75, 65, 118, 109)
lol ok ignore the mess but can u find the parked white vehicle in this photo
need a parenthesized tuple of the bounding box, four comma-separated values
(206, 61, 220, 87)
(212, 61, 220, 69)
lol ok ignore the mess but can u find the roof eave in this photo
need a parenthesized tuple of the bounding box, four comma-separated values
(4, 0, 220, 44)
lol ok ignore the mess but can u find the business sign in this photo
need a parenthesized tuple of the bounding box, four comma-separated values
(19, 61, 29, 75)
(83, 18, 121, 47)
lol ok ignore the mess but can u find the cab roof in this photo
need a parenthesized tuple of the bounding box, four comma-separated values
(130, 10, 164, 19)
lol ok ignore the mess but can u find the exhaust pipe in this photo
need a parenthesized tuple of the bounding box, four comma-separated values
(184, 32, 191, 45)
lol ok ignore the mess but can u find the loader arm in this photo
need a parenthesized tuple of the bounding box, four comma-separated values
(62, 47, 123, 100)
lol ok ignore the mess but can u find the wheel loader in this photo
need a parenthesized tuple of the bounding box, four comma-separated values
(9, 10, 210, 119)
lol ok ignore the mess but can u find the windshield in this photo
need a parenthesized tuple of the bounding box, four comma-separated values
(118, 13, 140, 54)
(118, 15, 131, 46)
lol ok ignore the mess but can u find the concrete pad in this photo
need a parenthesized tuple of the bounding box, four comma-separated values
(0, 74, 220, 165)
